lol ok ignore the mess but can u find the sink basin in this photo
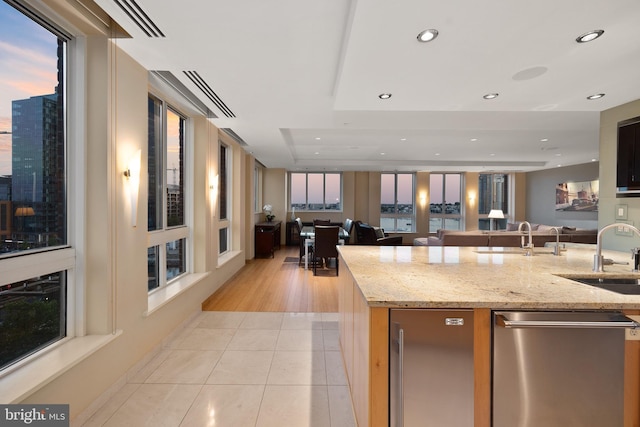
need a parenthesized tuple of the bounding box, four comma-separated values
(565, 276, 640, 295)
(474, 248, 554, 255)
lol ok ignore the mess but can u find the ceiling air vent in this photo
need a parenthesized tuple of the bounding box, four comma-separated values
(221, 128, 248, 147)
(150, 71, 216, 118)
(113, 0, 165, 37)
(183, 71, 236, 118)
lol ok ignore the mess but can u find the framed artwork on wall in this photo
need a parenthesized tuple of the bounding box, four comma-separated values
(555, 179, 599, 212)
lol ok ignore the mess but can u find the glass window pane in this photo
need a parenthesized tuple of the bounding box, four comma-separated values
(444, 174, 461, 214)
(479, 173, 509, 216)
(395, 217, 413, 232)
(0, 271, 65, 370)
(166, 109, 184, 227)
(324, 173, 341, 210)
(380, 174, 394, 213)
(397, 174, 413, 214)
(1, 2, 65, 255)
(307, 173, 323, 210)
(147, 97, 163, 231)
(166, 239, 185, 281)
(219, 227, 228, 254)
(291, 173, 306, 210)
(429, 173, 443, 213)
(147, 246, 159, 291)
(380, 217, 395, 232)
(444, 218, 462, 230)
(429, 217, 442, 233)
(219, 144, 227, 220)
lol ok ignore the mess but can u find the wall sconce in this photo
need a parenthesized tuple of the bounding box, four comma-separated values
(209, 173, 219, 216)
(468, 192, 476, 206)
(124, 149, 141, 227)
(419, 192, 427, 208)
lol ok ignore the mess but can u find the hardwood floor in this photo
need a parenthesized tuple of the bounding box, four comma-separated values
(202, 246, 340, 312)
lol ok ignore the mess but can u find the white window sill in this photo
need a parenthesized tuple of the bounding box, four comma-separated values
(145, 272, 210, 316)
(217, 250, 242, 268)
(0, 332, 122, 403)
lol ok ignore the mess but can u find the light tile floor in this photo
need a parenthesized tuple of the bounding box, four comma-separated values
(81, 312, 356, 427)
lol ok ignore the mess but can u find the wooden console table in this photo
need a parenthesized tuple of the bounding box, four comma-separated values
(255, 221, 281, 258)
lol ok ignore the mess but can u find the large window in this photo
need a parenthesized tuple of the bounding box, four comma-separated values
(0, 1, 68, 370)
(429, 173, 463, 233)
(290, 172, 342, 211)
(381, 173, 415, 232)
(479, 173, 510, 230)
(147, 96, 188, 291)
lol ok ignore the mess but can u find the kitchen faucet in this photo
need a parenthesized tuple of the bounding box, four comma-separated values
(549, 226, 565, 256)
(593, 222, 640, 272)
(518, 221, 534, 256)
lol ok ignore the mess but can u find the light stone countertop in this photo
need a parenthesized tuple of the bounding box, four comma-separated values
(337, 245, 640, 310)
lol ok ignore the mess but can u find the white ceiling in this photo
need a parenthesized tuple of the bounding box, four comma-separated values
(93, 0, 640, 172)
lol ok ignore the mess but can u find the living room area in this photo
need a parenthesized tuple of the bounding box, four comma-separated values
(259, 160, 599, 249)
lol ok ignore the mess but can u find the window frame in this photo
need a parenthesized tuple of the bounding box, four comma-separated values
(288, 171, 343, 212)
(380, 172, 416, 232)
(147, 95, 190, 292)
(429, 172, 464, 232)
(0, 0, 78, 372)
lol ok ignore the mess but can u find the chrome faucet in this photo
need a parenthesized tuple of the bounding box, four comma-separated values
(593, 222, 640, 272)
(518, 221, 534, 256)
(549, 226, 564, 256)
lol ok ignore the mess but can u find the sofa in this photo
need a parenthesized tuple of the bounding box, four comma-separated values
(414, 223, 597, 247)
(353, 221, 403, 245)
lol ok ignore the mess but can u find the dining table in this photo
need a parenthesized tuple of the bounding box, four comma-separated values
(299, 225, 349, 270)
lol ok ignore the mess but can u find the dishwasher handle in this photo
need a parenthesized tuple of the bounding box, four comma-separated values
(495, 312, 639, 329)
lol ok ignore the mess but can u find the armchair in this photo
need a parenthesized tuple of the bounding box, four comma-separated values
(353, 221, 403, 246)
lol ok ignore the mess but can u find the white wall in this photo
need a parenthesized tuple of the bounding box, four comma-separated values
(17, 30, 249, 420)
(599, 99, 640, 251)
(526, 162, 599, 229)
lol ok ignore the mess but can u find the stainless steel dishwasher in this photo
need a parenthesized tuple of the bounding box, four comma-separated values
(493, 311, 638, 427)
(390, 309, 474, 427)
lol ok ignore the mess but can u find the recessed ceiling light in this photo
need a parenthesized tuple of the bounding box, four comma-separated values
(576, 30, 604, 43)
(557, 164, 562, 167)
(315, 137, 321, 140)
(417, 29, 439, 43)
(400, 138, 407, 141)
(380, 152, 386, 155)
(591, 158, 597, 162)
(587, 93, 605, 100)
(314, 152, 319, 155)
(490, 153, 496, 156)
(540, 138, 548, 142)
(555, 153, 562, 157)
(379, 93, 392, 99)
(435, 153, 440, 156)
(483, 93, 499, 100)
(470, 138, 478, 142)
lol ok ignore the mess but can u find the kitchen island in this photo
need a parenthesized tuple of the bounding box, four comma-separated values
(337, 244, 640, 427)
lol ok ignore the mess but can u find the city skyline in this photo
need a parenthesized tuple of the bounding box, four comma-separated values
(0, 1, 58, 176)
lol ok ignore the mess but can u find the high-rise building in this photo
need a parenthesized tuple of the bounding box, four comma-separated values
(11, 93, 64, 245)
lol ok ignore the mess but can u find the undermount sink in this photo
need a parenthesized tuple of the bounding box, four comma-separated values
(474, 248, 554, 255)
(565, 276, 640, 295)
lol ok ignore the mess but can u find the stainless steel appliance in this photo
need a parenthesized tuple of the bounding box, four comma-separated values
(493, 311, 638, 427)
(390, 309, 474, 427)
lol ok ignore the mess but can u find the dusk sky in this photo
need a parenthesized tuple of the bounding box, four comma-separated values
(0, 1, 59, 175)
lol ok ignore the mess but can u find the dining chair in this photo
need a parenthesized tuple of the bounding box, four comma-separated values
(313, 225, 339, 276)
(313, 218, 331, 226)
(295, 217, 306, 266)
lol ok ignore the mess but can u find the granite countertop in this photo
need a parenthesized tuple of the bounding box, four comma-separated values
(337, 245, 640, 310)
